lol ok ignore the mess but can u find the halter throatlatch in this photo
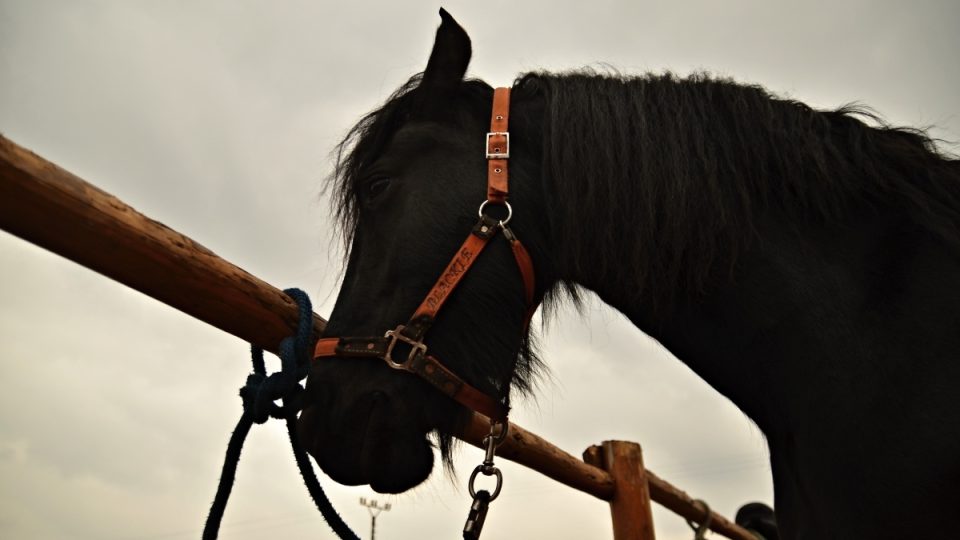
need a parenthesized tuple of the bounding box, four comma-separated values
(313, 86, 536, 423)
(313, 87, 534, 539)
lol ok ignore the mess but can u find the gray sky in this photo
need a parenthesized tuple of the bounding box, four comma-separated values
(1, 1, 957, 539)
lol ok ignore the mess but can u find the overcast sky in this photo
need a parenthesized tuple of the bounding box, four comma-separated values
(1, 1, 957, 539)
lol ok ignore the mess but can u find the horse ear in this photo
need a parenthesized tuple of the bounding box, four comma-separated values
(420, 8, 472, 102)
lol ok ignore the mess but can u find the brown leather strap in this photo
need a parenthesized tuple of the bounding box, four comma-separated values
(410, 354, 509, 421)
(313, 338, 508, 422)
(314, 336, 391, 359)
(314, 337, 341, 358)
(512, 241, 535, 307)
(486, 87, 511, 203)
(505, 233, 535, 307)
(512, 239, 539, 330)
(410, 215, 500, 322)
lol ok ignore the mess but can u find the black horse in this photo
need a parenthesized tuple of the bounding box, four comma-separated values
(299, 10, 960, 539)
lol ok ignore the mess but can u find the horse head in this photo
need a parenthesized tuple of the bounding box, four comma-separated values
(298, 10, 550, 493)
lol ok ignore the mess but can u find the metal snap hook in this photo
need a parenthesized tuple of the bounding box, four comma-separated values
(481, 421, 508, 465)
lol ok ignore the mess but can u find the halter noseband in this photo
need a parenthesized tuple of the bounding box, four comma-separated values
(313, 87, 537, 423)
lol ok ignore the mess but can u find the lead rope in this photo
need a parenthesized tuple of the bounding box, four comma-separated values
(203, 288, 358, 540)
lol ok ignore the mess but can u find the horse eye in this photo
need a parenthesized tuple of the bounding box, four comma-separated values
(365, 177, 392, 201)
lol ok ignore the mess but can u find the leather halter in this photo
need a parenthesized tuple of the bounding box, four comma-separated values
(313, 88, 537, 423)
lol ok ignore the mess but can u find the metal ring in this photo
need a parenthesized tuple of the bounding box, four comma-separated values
(477, 200, 512, 227)
(468, 465, 503, 501)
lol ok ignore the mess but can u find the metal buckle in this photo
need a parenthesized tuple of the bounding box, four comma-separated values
(485, 132, 510, 159)
(383, 325, 427, 370)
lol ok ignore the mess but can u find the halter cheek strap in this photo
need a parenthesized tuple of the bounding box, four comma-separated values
(313, 87, 537, 423)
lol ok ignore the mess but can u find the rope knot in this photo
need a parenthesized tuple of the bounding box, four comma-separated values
(204, 288, 358, 540)
(238, 288, 314, 423)
(239, 369, 303, 424)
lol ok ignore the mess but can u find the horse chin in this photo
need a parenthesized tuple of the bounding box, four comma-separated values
(367, 436, 435, 493)
(297, 392, 436, 494)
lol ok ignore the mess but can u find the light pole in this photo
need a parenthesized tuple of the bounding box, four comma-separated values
(359, 497, 391, 540)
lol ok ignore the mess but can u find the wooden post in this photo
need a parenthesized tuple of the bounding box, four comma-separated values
(583, 441, 657, 540)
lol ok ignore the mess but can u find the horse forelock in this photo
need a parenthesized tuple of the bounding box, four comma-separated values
(327, 74, 496, 252)
(327, 74, 421, 252)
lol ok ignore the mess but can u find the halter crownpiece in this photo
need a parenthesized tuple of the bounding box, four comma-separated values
(485, 87, 511, 203)
(313, 87, 537, 422)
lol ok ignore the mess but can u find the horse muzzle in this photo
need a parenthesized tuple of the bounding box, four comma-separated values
(297, 382, 435, 493)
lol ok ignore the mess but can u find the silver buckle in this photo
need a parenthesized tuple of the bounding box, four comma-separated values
(485, 132, 510, 159)
(383, 325, 427, 370)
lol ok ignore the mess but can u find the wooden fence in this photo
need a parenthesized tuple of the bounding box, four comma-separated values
(0, 134, 756, 540)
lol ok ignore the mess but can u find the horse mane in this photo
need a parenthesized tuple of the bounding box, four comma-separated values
(524, 70, 960, 312)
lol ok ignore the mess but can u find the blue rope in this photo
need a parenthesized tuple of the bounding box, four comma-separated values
(203, 288, 359, 540)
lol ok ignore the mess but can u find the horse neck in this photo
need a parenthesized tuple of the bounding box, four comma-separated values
(525, 75, 958, 427)
(523, 76, 960, 537)
(520, 74, 960, 419)
(530, 96, 957, 403)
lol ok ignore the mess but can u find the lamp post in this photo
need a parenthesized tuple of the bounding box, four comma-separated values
(359, 497, 391, 540)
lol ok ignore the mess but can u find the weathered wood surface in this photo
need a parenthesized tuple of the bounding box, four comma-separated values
(582, 443, 755, 540)
(644, 468, 754, 540)
(602, 441, 657, 540)
(0, 134, 325, 355)
(0, 135, 756, 540)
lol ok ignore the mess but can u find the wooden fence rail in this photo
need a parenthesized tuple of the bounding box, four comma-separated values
(0, 134, 756, 540)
